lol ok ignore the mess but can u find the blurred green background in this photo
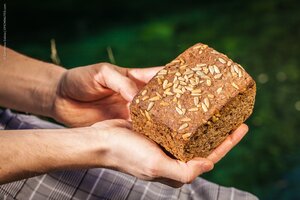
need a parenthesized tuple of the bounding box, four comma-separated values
(3, 0, 300, 199)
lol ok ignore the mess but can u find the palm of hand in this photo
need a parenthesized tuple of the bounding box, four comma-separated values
(53, 63, 161, 127)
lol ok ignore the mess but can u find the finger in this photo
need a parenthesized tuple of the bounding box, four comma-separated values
(207, 124, 249, 164)
(158, 156, 213, 184)
(128, 66, 164, 83)
(99, 65, 139, 102)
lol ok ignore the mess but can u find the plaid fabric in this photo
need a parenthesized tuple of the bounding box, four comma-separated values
(0, 109, 258, 200)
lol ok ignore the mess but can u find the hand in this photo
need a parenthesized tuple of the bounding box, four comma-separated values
(52, 63, 162, 127)
(92, 119, 249, 188)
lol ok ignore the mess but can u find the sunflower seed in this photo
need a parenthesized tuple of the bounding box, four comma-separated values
(175, 72, 181, 76)
(178, 123, 189, 131)
(149, 96, 160, 101)
(206, 79, 212, 86)
(209, 65, 215, 74)
(147, 102, 155, 111)
(194, 97, 199, 105)
(164, 91, 174, 96)
(185, 86, 194, 91)
(203, 67, 209, 74)
(217, 87, 223, 94)
(218, 58, 226, 64)
(204, 98, 210, 108)
(140, 109, 145, 116)
(179, 58, 185, 65)
(155, 92, 162, 98)
(234, 65, 240, 74)
(163, 80, 168, 89)
(135, 99, 140, 103)
(196, 71, 205, 77)
(214, 74, 223, 79)
(197, 63, 207, 67)
(176, 107, 183, 115)
(142, 95, 149, 101)
(227, 61, 232, 66)
(193, 45, 202, 50)
(157, 78, 162, 85)
(182, 132, 192, 140)
(238, 69, 243, 78)
(160, 101, 169, 106)
(180, 81, 187, 86)
(171, 59, 180, 64)
(142, 90, 147, 96)
(192, 88, 202, 93)
(173, 88, 184, 94)
(183, 69, 194, 75)
(214, 65, 220, 73)
(145, 111, 151, 120)
(181, 117, 192, 122)
(180, 64, 188, 70)
(158, 69, 168, 75)
(208, 94, 215, 98)
(191, 67, 202, 71)
(232, 82, 239, 89)
(201, 102, 208, 112)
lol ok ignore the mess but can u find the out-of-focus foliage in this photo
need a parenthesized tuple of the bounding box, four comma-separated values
(5, 0, 300, 199)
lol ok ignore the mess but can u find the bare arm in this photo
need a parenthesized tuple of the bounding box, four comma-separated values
(0, 45, 66, 117)
(0, 127, 109, 184)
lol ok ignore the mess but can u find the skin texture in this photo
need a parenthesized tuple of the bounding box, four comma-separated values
(0, 46, 249, 187)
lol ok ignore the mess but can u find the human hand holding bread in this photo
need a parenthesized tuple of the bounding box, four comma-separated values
(50, 43, 255, 187)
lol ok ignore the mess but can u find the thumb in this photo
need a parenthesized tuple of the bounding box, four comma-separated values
(159, 157, 214, 183)
(100, 65, 139, 102)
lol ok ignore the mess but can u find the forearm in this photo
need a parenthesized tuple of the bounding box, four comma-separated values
(0, 128, 109, 184)
(0, 46, 66, 117)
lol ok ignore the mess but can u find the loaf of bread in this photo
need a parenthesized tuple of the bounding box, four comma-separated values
(130, 43, 256, 162)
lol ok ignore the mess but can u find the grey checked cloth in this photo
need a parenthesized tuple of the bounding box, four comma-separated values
(0, 109, 258, 200)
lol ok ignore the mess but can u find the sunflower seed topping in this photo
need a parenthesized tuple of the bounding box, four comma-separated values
(201, 102, 208, 112)
(147, 102, 155, 111)
(204, 98, 210, 108)
(178, 123, 189, 131)
(218, 58, 226, 64)
(182, 132, 192, 140)
(145, 111, 151, 120)
(194, 97, 199, 106)
(217, 87, 223, 94)
(142, 95, 149, 101)
(181, 117, 192, 122)
(214, 65, 220, 73)
(141, 90, 147, 96)
(149, 96, 160, 101)
(232, 82, 239, 89)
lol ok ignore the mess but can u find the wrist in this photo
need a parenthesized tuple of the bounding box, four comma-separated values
(49, 127, 111, 169)
(37, 64, 67, 118)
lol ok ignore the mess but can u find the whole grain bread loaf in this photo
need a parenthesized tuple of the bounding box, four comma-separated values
(130, 43, 256, 162)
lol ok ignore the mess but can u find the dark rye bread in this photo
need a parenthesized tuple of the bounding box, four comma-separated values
(130, 43, 256, 162)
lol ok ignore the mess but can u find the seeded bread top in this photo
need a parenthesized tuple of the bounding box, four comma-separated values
(131, 43, 255, 140)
